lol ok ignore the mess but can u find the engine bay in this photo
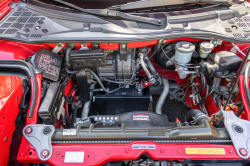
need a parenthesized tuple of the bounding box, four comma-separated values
(1, 0, 250, 165)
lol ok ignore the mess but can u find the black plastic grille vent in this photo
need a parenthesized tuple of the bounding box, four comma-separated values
(30, 34, 42, 38)
(21, 12, 32, 17)
(32, 13, 40, 16)
(40, 17, 45, 21)
(244, 33, 250, 37)
(6, 17, 17, 22)
(12, 12, 22, 16)
(24, 24, 34, 28)
(28, 17, 39, 23)
(17, 8, 23, 11)
(243, 16, 250, 22)
(248, 23, 250, 27)
(234, 18, 243, 22)
(17, 32, 29, 37)
(11, 23, 24, 29)
(1, 23, 11, 28)
(4, 29, 18, 34)
(0, 29, 6, 34)
(16, 17, 28, 23)
(237, 23, 247, 27)
(233, 33, 243, 38)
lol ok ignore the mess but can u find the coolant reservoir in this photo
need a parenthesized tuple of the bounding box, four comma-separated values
(175, 41, 195, 64)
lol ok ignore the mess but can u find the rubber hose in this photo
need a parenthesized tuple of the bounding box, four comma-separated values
(236, 104, 245, 117)
(148, 40, 161, 58)
(244, 62, 250, 109)
(81, 83, 96, 119)
(144, 56, 158, 79)
(155, 78, 169, 114)
(65, 43, 76, 68)
(195, 72, 206, 95)
(85, 69, 124, 94)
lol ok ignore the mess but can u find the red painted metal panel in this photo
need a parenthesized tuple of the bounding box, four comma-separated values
(17, 142, 242, 165)
(0, 75, 23, 166)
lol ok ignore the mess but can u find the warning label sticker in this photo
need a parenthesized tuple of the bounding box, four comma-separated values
(133, 114, 149, 121)
(64, 152, 84, 163)
(185, 148, 226, 155)
(132, 145, 155, 149)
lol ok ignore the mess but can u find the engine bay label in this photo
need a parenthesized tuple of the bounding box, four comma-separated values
(132, 145, 155, 149)
(185, 148, 225, 155)
(62, 129, 77, 135)
(64, 152, 84, 163)
(133, 114, 149, 121)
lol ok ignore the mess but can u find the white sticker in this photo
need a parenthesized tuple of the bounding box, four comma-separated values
(133, 114, 149, 121)
(64, 152, 84, 163)
(132, 145, 155, 149)
(62, 129, 77, 135)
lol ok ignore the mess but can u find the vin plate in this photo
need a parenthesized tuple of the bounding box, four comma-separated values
(132, 145, 155, 149)
(64, 152, 84, 163)
(62, 129, 77, 135)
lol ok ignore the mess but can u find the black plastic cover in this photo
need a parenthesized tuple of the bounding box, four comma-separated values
(118, 111, 174, 128)
(200, 51, 242, 77)
(211, 51, 242, 73)
(69, 49, 105, 70)
(31, 49, 63, 81)
(38, 82, 63, 124)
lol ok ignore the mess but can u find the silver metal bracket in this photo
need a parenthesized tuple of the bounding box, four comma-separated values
(23, 125, 55, 161)
(223, 110, 250, 158)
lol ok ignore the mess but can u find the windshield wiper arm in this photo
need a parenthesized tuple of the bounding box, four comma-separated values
(52, 0, 163, 26)
(118, 0, 234, 11)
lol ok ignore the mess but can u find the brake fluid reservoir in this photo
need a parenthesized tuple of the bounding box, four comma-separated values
(175, 41, 195, 64)
(199, 42, 214, 58)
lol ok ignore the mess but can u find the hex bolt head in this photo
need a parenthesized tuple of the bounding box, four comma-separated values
(43, 127, 51, 135)
(41, 150, 49, 158)
(25, 127, 32, 134)
(235, 126, 243, 133)
(239, 148, 247, 156)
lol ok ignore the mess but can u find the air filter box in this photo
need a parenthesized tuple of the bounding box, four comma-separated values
(69, 49, 105, 70)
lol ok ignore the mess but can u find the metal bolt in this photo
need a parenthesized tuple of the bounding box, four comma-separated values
(25, 127, 32, 134)
(43, 127, 51, 135)
(225, 28, 232, 32)
(16, 97, 18, 100)
(239, 148, 247, 156)
(106, 151, 110, 155)
(4, 137, 7, 141)
(125, 149, 130, 154)
(229, 151, 232, 153)
(34, 26, 41, 30)
(56, 152, 60, 155)
(158, 20, 162, 24)
(160, 149, 165, 153)
(41, 150, 49, 158)
(235, 126, 243, 133)
(179, 151, 182, 154)
(121, 44, 126, 49)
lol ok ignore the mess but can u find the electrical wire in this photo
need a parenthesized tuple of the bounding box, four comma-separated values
(85, 68, 125, 94)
